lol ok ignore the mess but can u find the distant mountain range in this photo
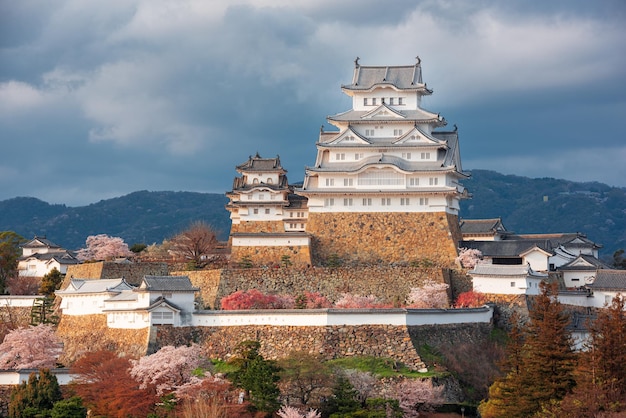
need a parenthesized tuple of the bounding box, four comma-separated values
(1, 170, 624, 259)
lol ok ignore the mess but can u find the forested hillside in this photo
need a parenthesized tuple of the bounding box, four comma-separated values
(1, 171, 624, 257)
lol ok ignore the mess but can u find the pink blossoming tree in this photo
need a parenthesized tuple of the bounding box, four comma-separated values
(76, 234, 134, 261)
(0, 324, 62, 369)
(456, 248, 483, 269)
(129, 344, 208, 395)
(406, 281, 450, 309)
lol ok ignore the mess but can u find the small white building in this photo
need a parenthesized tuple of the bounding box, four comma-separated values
(469, 263, 547, 295)
(17, 236, 80, 277)
(559, 254, 610, 289)
(585, 270, 626, 308)
(55, 275, 198, 329)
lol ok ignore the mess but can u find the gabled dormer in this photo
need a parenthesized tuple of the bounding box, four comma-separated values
(361, 103, 406, 120)
(323, 126, 371, 146)
(393, 126, 443, 145)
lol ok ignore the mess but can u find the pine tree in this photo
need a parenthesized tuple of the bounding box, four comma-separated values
(518, 281, 577, 413)
(480, 283, 577, 417)
(228, 340, 282, 415)
(9, 369, 62, 417)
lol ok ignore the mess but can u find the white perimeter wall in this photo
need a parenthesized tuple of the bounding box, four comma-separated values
(190, 306, 493, 327)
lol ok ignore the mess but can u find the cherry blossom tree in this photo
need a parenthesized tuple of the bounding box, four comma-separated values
(0, 324, 62, 369)
(76, 234, 133, 261)
(334, 293, 390, 309)
(277, 405, 321, 418)
(406, 281, 449, 309)
(129, 344, 208, 395)
(456, 248, 483, 269)
(392, 379, 445, 418)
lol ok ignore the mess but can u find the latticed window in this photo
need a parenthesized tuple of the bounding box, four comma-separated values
(358, 169, 404, 186)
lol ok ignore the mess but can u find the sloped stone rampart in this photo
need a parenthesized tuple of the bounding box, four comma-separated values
(171, 270, 222, 309)
(64, 261, 168, 286)
(306, 212, 461, 268)
(155, 324, 428, 370)
(231, 245, 312, 268)
(183, 266, 450, 309)
(56, 314, 151, 365)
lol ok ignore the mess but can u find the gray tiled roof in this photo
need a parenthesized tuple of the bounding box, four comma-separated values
(21, 236, 61, 249)
(460, 240, 552, 257)
(342, 64, 428, 91)
(328, 108, 442, 124)
(57, 278, 134, 295)
(559, 254, 610, 271)
(306, 153, 454, 174)
(470, 263, 547, 278)
(236, 153, 286, 173)
(140, 275, 199, 292)
(587, 270, 626, 290)
(459, 218, 506, 234)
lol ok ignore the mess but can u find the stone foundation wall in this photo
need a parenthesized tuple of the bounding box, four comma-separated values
(156, 324, 427, 370)
(231, 245, 312, 268)
(64, 261, 168, 286)
(306, 212, 460, 267)
(231, 220, 285, 233)
(171, 270, 223, 309)
(188, 266, 450, 309)
(56, 314, 151, 365)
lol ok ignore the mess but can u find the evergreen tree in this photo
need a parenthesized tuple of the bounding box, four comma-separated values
(519, 281, 576, 413)
(321, 376, 361, 417)
(50, 396, 87, 418)
(480, 282, 576, 417)
(39, 268, 63, 297)
(9, 369, 62, 417)
(228, 340, 282, 415)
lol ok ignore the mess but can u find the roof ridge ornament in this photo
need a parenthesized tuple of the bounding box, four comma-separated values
(354, 56, 360, 68)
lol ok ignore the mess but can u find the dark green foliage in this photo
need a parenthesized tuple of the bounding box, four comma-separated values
(9, 369, 62, 418)
(50, 397, 87, 418)
(30, 297, 59, 326)
(613, 249, 626, 269)
(479, 283, 577, 417)
(322, 376, 361, 417)
(228, 341, 281, 415)
(39, 268, 63, 296)
(0, 231, 26, 293)
(129, 243, 147, 253)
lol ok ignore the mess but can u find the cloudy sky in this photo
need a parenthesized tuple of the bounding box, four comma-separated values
(1, 0, 625, 207)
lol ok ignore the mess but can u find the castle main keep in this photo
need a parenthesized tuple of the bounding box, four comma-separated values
(226, 58, 468, 268)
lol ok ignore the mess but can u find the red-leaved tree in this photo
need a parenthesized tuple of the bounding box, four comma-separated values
(76, 234, 134, 261)
(221, 289, 295, 310)
(300, 292, 332, 309)
(455, 290, 489, 308)
(406, 281, 449, 309)
(129, 344, 208, 395)
(71, 350, 158, 417)
(0, 324, 62, 369)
